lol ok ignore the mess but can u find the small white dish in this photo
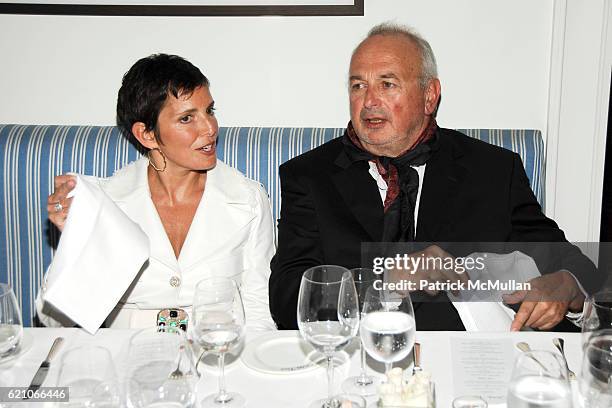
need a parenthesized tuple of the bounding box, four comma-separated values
(0, 331, 33, 364)
(241, 331, 348, 375)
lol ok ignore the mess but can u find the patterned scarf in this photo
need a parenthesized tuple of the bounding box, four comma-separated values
(342, 118, 439, 241)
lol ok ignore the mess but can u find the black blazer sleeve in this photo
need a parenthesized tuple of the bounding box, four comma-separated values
(508, 153, 604, 294)
(269, 163, 324, 329)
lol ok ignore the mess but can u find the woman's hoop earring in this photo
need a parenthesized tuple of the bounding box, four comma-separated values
(147, 148, 167, 172)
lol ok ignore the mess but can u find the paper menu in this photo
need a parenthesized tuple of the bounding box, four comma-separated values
(451, 337, 514, 405)
(448, 251, 541, 332)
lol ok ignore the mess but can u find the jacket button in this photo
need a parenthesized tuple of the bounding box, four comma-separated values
(169, 276, 181, 288)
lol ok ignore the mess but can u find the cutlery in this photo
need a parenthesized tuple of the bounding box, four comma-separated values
(413, 342, 422, 375)
(515, 342, 548, 371)
(553, 337, 576, 380)
(168, 345, 185, 380)
(25, 337, 64, 395)
(195, 349, 209, 378)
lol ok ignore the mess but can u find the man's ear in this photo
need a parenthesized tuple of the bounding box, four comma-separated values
(424, 78, 441, 116)
(131, 122, 159, 150)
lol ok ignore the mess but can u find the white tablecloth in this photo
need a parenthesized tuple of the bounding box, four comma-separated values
(0, 328, 583, 407)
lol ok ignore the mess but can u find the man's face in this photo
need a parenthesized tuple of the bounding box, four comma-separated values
(349, 35, 440, 157)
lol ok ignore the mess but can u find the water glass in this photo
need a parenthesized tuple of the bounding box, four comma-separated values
(580, 331, 612, 407)
(0, 283, 22, 358)
(192, 277, 245, 408)
(125, 327, 198, 408)
(297, 265, 361, 408)
(341, 268, 381, 396)
(360, 285, 416, 377)
(507, 350, 571, 408)
(582, 290, 612, 346)
(57, 345, 120, 407)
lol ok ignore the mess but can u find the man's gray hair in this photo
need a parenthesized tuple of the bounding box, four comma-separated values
(359, 22, 438, 88)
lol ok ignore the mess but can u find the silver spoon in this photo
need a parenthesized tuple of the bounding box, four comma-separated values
(553, 338, 576, 380)
(516, 342, 549, 371)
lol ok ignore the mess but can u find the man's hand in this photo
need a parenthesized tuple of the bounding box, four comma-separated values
(504, 270, 585, 331)
(47, 175, 76, 232)
(386, 245, 470, 296)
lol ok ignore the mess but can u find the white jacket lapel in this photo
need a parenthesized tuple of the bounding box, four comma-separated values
(102, 158, 179, 271)
(178, 161, 256, 271)
(101, 158, 257, 273)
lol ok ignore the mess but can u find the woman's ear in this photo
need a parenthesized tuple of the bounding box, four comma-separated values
(131, 122, 159, 150)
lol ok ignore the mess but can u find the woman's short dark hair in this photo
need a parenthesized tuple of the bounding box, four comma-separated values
(116, 54, 209, 144)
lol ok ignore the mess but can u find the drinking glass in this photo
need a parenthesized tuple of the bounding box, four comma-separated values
(341, 268, 381, 396)
(580, 330, 612, 408)
(582, 290, 612, 346)
(297, 265, 360, 408)
(0, 283, 22, 358)
(57, 345, 120, 407)
(192, 277, 245, 408)
(125, 327, 198, 408)
(360, 285, 416, 378)
(506, 350, 571, 408)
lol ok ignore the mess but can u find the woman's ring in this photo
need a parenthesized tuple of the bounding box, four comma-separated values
(54, 202, 63, 212)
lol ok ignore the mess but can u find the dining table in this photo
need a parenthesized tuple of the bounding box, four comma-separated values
(0, 328, 584, 407)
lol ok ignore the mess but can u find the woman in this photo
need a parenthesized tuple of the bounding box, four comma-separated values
(37, 54, 276, 331)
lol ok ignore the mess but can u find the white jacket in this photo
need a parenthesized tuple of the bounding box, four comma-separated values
(37, 157, 277, 331)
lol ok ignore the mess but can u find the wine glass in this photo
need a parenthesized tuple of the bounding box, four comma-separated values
(57, 345, 120, 407)
(192, 277, 245, 408)
(360, 285, 416, 378)
(0, 283, 22, 359)
(579, 330, 612, 408)
(341, 268, 381, 396)
(297, 265, 361, 408)
(582, 290, 612, 346)
(125, 327, 198, 408)
(507, 350, 571, 408)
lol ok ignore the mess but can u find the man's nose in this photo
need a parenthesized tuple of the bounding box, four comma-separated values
(363, 86, 381, 109)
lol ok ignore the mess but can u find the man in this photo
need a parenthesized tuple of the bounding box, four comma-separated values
(269, 23, 603, 331)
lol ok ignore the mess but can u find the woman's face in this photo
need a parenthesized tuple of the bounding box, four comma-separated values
(154, 85, 218, 173)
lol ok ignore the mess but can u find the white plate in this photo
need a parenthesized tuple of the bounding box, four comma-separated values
(0, 331, 33, 365)
(241, 331, 348, 375)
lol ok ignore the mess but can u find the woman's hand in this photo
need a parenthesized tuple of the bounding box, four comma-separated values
(47, 175, 76, 232)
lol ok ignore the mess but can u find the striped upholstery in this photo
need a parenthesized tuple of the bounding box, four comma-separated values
(0, 125, 544, 326)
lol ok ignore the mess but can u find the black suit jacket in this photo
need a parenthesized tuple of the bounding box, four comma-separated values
(270, 128, 602, 330)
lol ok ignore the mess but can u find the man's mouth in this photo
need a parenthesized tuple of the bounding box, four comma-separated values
(363, 117, 387, 128)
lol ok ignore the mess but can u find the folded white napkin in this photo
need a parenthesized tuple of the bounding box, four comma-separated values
(449, 251, 540, 331)
(43, 174, 149, 334)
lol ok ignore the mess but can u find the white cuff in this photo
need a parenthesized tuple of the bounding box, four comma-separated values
(560, 269, 585, 327)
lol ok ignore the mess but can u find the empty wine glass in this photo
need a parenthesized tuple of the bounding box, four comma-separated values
(125, 327, 198, 408)
(57, 345, 120, 407)
(360, 285, 416, 378)
(297, 265, 361, 408)
(341, 268, 381, 396)
(0, 283, 22, 359)
(507, 350, 571, 408)
(580, 330, 612, 408)
(582, 290, 612, 346)
(192, 277, 245, 408)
